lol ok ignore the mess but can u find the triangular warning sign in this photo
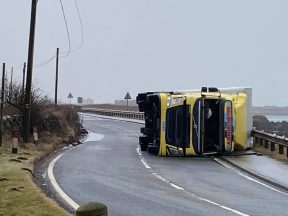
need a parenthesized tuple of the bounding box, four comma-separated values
(67, 92, 73, 99)
(124, 92, 131, 100)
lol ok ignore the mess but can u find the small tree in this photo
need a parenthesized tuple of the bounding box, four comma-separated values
(6, 82, 49, 136)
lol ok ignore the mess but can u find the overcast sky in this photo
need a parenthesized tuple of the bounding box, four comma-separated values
(0, 0, 287, 106)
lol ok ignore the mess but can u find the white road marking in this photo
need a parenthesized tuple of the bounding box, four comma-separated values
(152, 172, 169, 183)
(141, 158, 151, 169)
(219, 206, 250, 216)
(198, 198, 250, 216)
(135, 146, 250, 216)
(78, 113, 252, 215)
(136, 146, 142, 156)
(198, 198, 220, 206)
(214, 158, 288, 196)
(48, 154, 80, 210)
(170, 183, 184, 190)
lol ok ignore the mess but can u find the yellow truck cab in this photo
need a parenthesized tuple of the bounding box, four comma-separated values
(136, 87, 252, 156)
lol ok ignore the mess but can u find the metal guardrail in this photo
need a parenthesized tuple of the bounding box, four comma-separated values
(81, 108, 144, 120)
(252, 129, 288, 157)
(81, 108, 288, 158)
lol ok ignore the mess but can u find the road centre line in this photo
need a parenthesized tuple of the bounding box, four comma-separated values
(170, 183, 184, 190)
(152, 172, 169, 183)
(135, 145, 250, 216)
(81, 113, 251, 216)
(141, 158, 152, 169)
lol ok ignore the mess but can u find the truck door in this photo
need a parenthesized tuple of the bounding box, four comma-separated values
(192, 97, 232, 155)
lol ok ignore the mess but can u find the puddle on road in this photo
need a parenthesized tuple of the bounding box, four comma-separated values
(85, 132, 105, 142)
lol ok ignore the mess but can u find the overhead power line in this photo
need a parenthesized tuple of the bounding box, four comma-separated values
(34, 54, 57, 67)
(59, 0, 84, 57)
(70, 0, 84, 53)
(13, 0, 84, 69)
(59, 0, 71, 58)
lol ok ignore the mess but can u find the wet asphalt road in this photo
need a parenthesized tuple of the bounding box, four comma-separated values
(52, 114, 288, 216)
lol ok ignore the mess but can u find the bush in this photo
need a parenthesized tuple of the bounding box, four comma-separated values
(253, 115, 288, 136)
(5, 82, 82, 143)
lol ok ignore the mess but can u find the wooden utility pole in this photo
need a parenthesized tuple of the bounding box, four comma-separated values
(55, 48, 59, 105)
(23, 0, 38, 143)
(22, 62, 26, 93)
(0, 63, 5, 146)
(10, 67, 13, 96)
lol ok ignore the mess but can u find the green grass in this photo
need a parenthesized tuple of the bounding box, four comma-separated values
(0, 140, 70, 216)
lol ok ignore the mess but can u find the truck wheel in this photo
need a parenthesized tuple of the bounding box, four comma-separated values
(140, 127, 146, 134)
(147, 145, 159, 155)
(139, 136, 149, 151)
(140, 143, 148, 151)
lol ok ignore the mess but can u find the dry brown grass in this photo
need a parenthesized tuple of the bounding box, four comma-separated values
(0, 105, 83, 215)
(0, 139, 71, 216)
(85, 104, 139, 111)
(254, 144, 288, 163)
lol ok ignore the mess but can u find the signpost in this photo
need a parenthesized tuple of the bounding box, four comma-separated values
(124, 92, 131, 111)
(68, 92, 73, 104)
(77, 97, 83, 104)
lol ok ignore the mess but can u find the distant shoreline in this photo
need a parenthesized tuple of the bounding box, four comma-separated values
(253, 106, 288, 116)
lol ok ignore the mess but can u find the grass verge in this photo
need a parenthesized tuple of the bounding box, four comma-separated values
(0, 138, 71, 216)
(254, 144, 288, 163)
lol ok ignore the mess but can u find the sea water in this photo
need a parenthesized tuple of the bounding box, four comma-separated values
(265, 115, 288, 122)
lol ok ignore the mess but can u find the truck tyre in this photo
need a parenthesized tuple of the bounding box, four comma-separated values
(147, 145, 159, 155)
(140, 127, 146, 134)
(139, 136, 149, 151)
(140, 143, 148, 151)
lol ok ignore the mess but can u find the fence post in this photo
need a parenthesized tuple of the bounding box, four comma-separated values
(270, 142, 275, 151)
(259, 138, 263, 146)
(279, 145, 284, 154)
(12, 128, 20, 154)
(255, 136, 259, 145)
(264, 140, 269, 149)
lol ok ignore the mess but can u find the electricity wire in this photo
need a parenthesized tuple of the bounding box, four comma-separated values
(14, 0, 84, 68)
(34, 54, 57, 67)
(70, 0, 84, 53)
(59, 0, 71, 58)
(60, 0, 84, 56)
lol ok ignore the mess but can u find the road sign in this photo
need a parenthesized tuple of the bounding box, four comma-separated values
(124, 92, 131, 100)
(68, 92, 73, 99)
(77, 97, 83, 104)
(68, 92, 73, 104)
(124, 92, 131, 111)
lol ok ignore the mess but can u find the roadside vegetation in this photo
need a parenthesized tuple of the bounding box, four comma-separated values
(253, 115, 288, 162)
(0, 83, 84, 216)
(253, 115, 288, 137)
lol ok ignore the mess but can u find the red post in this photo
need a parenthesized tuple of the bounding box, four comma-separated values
(12, 128, 20, 154)
(32, 127, 38, 144)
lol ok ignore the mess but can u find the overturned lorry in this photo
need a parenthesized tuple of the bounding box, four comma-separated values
(136, 87, 253, 156)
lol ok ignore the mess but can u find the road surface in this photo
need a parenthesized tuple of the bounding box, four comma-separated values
(52, 114, 288, 216)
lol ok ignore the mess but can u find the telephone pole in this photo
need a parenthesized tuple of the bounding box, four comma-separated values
(55, 48, 59, 105)
(0, 63, 5, 147)
(23, 0, 38, 143)
(10, 67, 13, 96)
(22, 62, 26, 93)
